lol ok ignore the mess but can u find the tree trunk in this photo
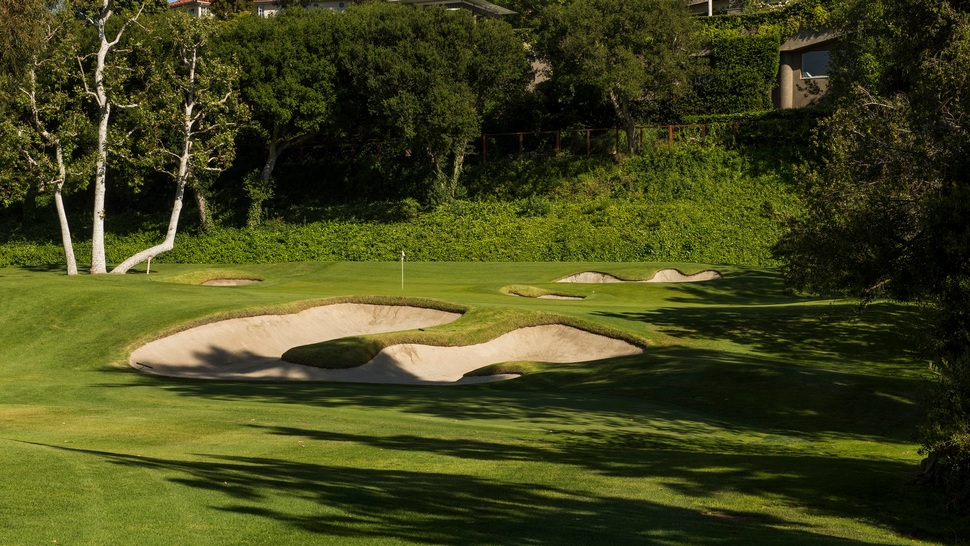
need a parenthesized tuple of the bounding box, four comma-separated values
(89, 7, 113, 274)
(53, 145, 77, 275)
(193, 187, 213, 232)
(110, 177, 186, 274)
(87, 0, 146, 273)
(247, 126, 284, 227)
(608, 87, 639, 155)
(112, 45, 198, 274)
(449, 143, 466, 200)
(23, 65, 76, 274)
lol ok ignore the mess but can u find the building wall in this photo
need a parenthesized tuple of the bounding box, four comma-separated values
(774, 43, 832, 109)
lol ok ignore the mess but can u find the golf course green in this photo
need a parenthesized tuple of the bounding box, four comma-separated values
(0, 261, 964, 544)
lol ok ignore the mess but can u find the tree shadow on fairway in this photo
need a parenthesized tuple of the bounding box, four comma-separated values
(242, 424, 957, 543)
(112, 343, 924, 442)
(655, 269, 808, 306)
(29, 442, 942, 545)
(581, 348, 928, 442)
(595, 302, 926, 375)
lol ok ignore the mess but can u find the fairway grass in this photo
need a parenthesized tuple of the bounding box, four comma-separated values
(0, 262, 965, 545)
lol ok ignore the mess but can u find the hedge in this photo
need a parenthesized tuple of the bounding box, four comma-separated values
(0, 145, 800, 269)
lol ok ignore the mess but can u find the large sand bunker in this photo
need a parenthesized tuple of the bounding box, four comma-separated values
(129, 303, 642, 385)
(556, 268, 722, 283)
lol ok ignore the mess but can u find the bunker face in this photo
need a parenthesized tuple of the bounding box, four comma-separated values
(556, 268, 722, 283)
(129, 303, 642, 385)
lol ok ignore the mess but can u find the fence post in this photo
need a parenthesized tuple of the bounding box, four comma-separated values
(668, 125, 674, 146)
(482, 134, 487, 163)
(556, 130, 561, 156)
(519, 132, 524, 158)
(586, 129, 591, 159)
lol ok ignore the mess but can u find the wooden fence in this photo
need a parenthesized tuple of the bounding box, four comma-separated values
(478, 122, 741, 162)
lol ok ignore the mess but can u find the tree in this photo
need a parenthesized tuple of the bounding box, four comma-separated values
(0, 0, 51, 75)
(75, 0, 161, 273)
(534, 0, 699, 155)
(775, 0, 970, 512)
(225, 10, 337, 226)
(110, 13, 245, 274)
(2, 8, 93, 275)
(0, 0, 55, 211)
(209, 0, 251, 19)
(337, 3, 529, 202)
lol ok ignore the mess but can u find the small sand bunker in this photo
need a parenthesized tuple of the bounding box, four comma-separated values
(129, 303, 640, 385)
(506, 291, 584, 300)
(201, 279, 262, 286)
(556, 268, 722, 284)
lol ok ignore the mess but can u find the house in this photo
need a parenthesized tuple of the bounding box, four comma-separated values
(688, 0, 789, 16)
(774, 29, 837, 108)
(169, 0, 513, 18)
(388, 0, 514, 17)
(688, 0, 739, 16)
(168, 0, 211, 17)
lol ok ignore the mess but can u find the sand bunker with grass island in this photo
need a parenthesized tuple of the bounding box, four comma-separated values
(556, 268, 722, 283)
(129, 303, 642, 385)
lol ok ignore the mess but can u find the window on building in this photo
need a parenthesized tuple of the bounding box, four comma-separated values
(801, 50, 830, 79)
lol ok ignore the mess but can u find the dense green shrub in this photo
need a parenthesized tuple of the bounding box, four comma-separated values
(691, 29, 781, 114)
(0, 144, 799, 269)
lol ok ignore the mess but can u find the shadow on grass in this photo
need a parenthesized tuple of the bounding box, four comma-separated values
(656, 268, 803, 306)
(116, 337, 926, 442)
(12, 263, 73, 274)
(564, 349, 928, 442)
(29, 441, 948, 545)
(595, 301, 927, 373)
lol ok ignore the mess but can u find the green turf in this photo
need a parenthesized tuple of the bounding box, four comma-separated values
(0, 261, 965, 545)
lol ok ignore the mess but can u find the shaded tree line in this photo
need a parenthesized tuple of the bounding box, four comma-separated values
(0, 0, 709, 273)
(775, 0, 970, 514)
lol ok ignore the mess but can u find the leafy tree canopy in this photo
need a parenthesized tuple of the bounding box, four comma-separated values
(0, 0, 53, 75)
(534, 0, 699, 153)
(775, 0, 970, 512)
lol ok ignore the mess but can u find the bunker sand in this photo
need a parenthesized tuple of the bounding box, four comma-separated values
(556, 268, 723, 283)
(129, 303, 642, 385)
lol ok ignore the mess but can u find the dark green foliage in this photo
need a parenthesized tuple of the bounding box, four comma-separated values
(920, 283, 970, 512)
(209, 0, 251, 19)
(703, 0, 840, 36)
(692, 29, 781, 114)
(0, 0, 50, 75)
(224, 9, 339, 225)
(333, 3, 529, 204)
(0, 144, 797, 268)
(534, 0, 700, 153)
(776, 0, 970, 512)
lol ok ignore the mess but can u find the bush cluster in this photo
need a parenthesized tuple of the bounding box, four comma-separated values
(0, 145, 798, 268)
